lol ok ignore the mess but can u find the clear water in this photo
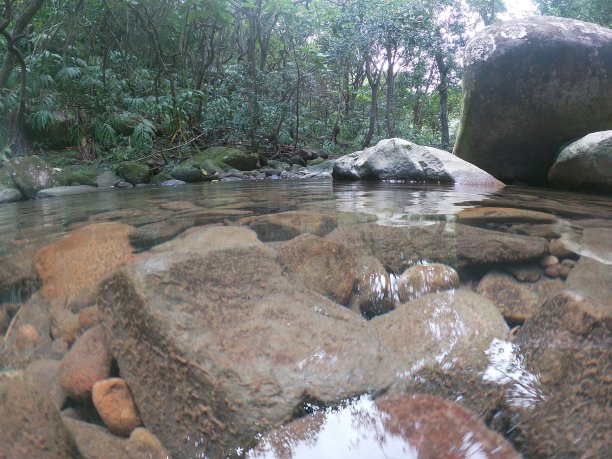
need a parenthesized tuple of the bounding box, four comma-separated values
(1, 179, 610, 458)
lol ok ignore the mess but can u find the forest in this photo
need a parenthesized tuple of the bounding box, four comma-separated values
(1, 0, 610, 165)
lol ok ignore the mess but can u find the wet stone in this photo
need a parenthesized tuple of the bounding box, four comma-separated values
(326, 221, 547, 273)
(477, 271, 564, 324)
(456, 207, 558, 225)
(277, 234, 357, 305)
(246, 210, 337, 242)
(129, 216, 196, 250)
(97, 226, 394, 457)
(249, 395, 520, 459)
(34, 222, 136, 307)
(59, 325, 113, 399)
(513, 291, 611, 458)
(396, 263, 459, 302)
(0, 372, 79, 458)
(92, 378, 142, 436)
(349, 256, 396, 318)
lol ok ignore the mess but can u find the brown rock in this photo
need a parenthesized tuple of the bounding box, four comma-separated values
(24, 358, 67, 411)
(349, 256, 396, 318)
(250, 395, 520, 458)
(14, 323, 40, 350)
(97, 226, 394, 457)
(457, 207, 557, 225)
(247, 210, 337, 242)
(129, 217, 195, 250)
(49, 306, 81, 344)
(1, 294, 57, 369)
(0, 372, 79, 458)
(34, 222, 136, 307)
(397, 263, 459, 302)
(128, 428, 172, 459)
(539, 254, 559, 268)
(92, 378, 142, 436)
(59, 325, 112, 399)
(477, 271, 564, 323)
(62, 416, 168, 459)
(548, 238, 575, 258)
(504, 262, 542, 282)
(0, 306, 11, 334)
(78, 305, 101, 331)
(567, 256, 612, 305)
(277, 234, 357, 305)
(513, 291, 611, 458)
(327, 222, 547, 273)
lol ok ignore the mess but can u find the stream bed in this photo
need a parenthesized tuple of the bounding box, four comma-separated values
(1, 179, 610, 458)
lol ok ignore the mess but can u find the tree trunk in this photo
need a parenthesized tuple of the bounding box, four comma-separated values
(385, 47, 396, 138)
(0, 0, 46, 89)
(362, 71, 380, 149)
(435, 51, 450, 151)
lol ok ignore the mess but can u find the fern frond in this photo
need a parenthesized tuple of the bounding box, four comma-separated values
(28, 110, 54, 132)
(56, 66, 82, 82)
(94, 122, 117, 147)
(130, 119, 156, 151)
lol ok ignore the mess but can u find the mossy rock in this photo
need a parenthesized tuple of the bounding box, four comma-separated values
(116, 161, 150, 185)
(42, 150, 82, 168)
(170, 164, 205, 183)
(150, 171, 173, 185)
(57, 165, 100, 187)
(192, 147, 260, 171)
(0, 168, 12, 187)
(4, 155, 60, 199)
(25, 112, 77, 149)
(110, 112, 142, 136)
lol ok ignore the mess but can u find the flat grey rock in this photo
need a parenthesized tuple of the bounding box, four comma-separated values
(36, 185, 99, 199)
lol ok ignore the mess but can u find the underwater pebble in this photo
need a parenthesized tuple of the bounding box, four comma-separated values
(93, 378, 142, 436)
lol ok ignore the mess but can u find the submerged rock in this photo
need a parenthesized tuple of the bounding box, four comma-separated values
(477, 271, 564, 323)
(326, 222, 547, 273)
(0, 372, 79, 458)
(566, 255, 612, 305)
(277, 234, 357, 305)
(333, 138, 503, 187)
(548, 130, 612, 192)
(97, 226, 394, 457)
(396, 263, 459, 302)
(61, 417, 170, 459)
(513, 291, 611, 458)
(456, 207, 557, 225)
(246, 210, 337, 242)
(373, 290, 509, 375)
(92, 378, 142, 436)
(58, 325, 113, 399)
(34, 222, 136, 307)
(454, 17, 612, 184)
(249, 395, 520, 459)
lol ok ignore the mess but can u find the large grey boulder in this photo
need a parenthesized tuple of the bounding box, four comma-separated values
(548, 130, 612, 192)
(453, 17, 612, 184)
(97, 226, 394, 458)
(333, 138, 503, 187)
(4, 155, 60, 198)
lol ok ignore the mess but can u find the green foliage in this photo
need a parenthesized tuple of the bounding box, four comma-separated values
(130, 120, 156, 152)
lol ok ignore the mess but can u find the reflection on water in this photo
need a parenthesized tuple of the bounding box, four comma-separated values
(249, 397, 416, 459)
(482, 339, 544, 409)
